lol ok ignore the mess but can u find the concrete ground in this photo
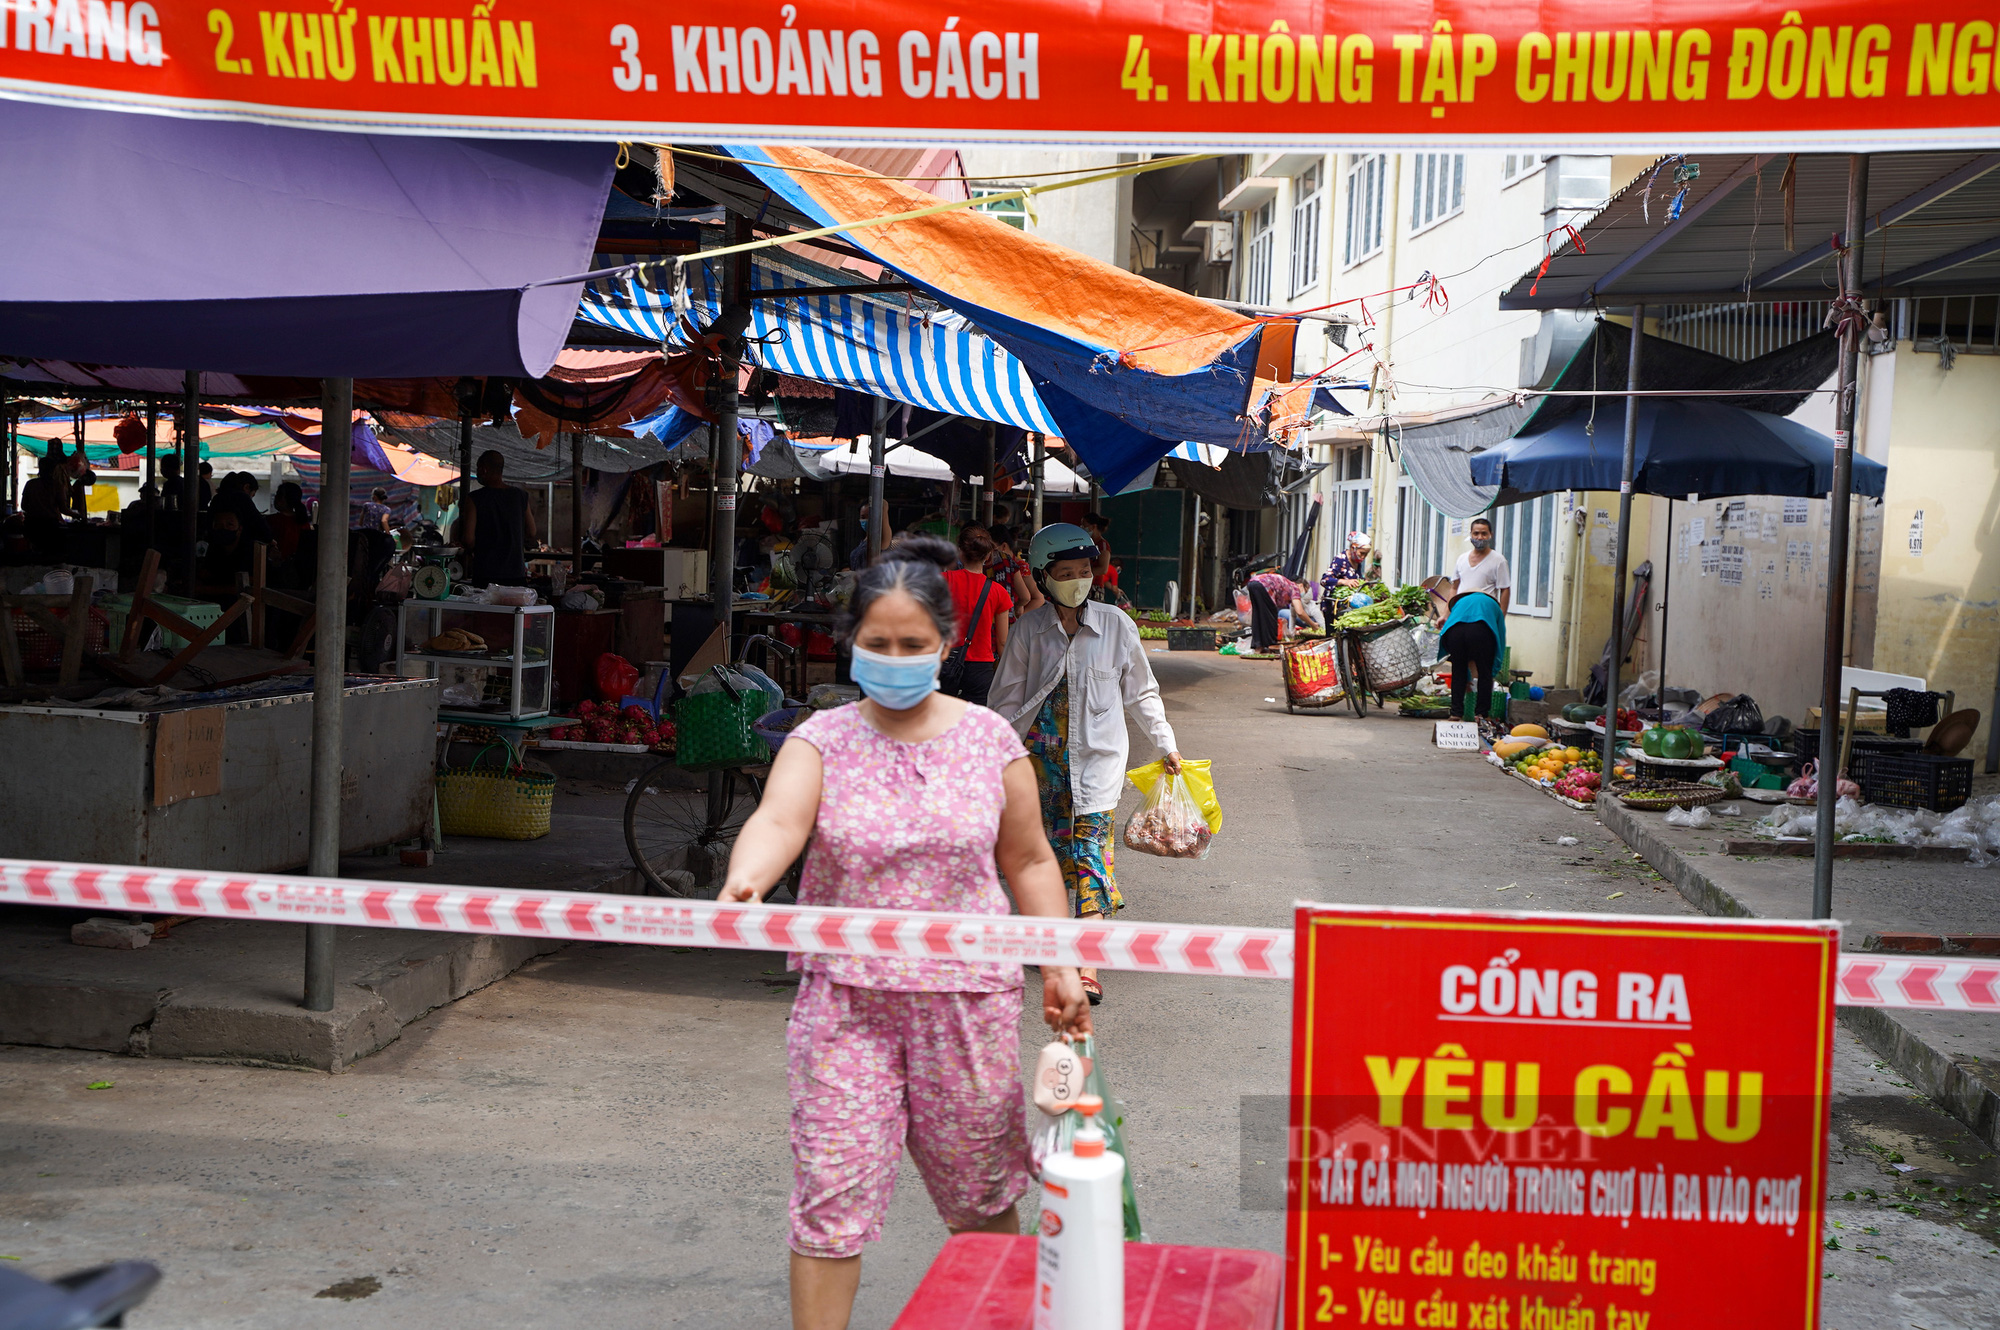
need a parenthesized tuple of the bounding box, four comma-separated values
(2, 653, 1996, 1326)
(1604, 795, 2000, 1151)
(0, 778, 646, 1071)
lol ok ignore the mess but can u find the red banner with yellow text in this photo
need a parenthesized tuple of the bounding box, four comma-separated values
(1, 2, 1998, 146)
(1287, 904, 1839, 1330)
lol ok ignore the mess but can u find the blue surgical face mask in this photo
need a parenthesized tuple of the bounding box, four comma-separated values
(850, 644, 941, 711)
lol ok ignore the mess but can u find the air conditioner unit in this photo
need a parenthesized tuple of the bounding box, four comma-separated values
(1182, 221, 1234, 266)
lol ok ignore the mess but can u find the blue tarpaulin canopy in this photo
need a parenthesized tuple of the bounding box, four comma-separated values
(1469, 399, 1887, 500)
(719, 144, 1279, 494)
(0, 102, 615, 378)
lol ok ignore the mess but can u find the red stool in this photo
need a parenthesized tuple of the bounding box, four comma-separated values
(891, 1233, 1281, 1330)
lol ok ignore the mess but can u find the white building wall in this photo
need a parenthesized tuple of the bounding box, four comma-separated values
(954, 149, 1130, 270)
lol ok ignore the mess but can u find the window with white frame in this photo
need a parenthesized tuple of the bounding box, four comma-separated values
(970, 186, 1028, 228)
(1289, 162, 1324, 297)
(1491, 493, 1559, 614)
(1396, 480, 1454, 585)
(1409, 153, 1465, 232)
(1244, 200, 1275, 307)
(1343, 154, 1385, 267)
(1329, 444, 1372, 557)
(1502, 153, 1547, 185)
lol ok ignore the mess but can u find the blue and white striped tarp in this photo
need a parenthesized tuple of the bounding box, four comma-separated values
(1166, 442, 1228, 468)
(578, 256, 1060, 437)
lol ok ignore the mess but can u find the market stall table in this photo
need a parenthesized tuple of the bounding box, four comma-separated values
(0, 677, 439, 871)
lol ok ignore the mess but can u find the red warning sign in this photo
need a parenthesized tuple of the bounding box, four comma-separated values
(1287, 905, 1838, 1330)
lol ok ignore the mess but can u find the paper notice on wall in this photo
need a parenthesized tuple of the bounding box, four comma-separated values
(1677, 524, 1692, 565)
(1908, 509, 1926, 557)
(1701, 539, 1721, 576)
(1721, 544, 1746, 587)
(1762, 510, 1780, 541)
(1759, 580, 1775, 600)
(1723, 500, 1747, 530)
(1589, 525, 1618, 566)
(1688, 516, 1707, 545)
(1784, 497, 1810, 525)
(1785, 540, 1800, 579)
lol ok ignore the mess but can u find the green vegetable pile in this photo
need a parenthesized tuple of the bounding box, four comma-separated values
(1332, 602, 1404, 629)
(1328, 581, 1430, 630)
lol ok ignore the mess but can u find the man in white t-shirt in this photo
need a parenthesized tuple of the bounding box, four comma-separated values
(1453, 515, 1511, 611)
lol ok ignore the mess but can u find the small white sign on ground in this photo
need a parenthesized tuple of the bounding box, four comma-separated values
(1433, 720, 1479, 751)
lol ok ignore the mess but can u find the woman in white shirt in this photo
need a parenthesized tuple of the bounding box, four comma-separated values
(990, 523, 1180, 1007)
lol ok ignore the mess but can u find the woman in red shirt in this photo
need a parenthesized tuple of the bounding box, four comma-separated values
(943, 524, 1015, 707)
(983, 523, 1041, 619)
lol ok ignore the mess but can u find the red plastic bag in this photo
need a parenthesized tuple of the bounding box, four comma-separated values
(596, 652, 639, 702)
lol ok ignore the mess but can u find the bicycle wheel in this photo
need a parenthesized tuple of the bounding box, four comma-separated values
(624, 765, 757, 897)
(1341, 636, 1368, 719)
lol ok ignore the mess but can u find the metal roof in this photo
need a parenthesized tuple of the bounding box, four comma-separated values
(1500, 151, 2000, 310)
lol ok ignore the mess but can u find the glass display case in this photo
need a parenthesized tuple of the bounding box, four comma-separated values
(395, 601, 554, 719)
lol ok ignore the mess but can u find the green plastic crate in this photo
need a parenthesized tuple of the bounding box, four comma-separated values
(101, 593, 224, 652)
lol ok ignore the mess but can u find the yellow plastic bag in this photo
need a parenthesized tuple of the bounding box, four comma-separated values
(1126, 757, 1222, 835)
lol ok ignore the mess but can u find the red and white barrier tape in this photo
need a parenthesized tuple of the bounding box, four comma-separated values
(3, 858, 1993, 1010)
(0, 859, 1289, 980)
(1836, 955, 2000, 1012)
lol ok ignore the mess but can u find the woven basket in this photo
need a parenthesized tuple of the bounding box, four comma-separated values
(1357, 623, 1421, 692)
(436, 742, 554, 840)
(1281, 637, 1349, 708)
(1613, 780, 1726, 812)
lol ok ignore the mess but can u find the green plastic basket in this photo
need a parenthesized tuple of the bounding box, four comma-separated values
(675, 687, 769, 772)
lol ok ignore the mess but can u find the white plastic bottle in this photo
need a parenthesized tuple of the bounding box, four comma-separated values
(1035, 1093, 1125, 1330)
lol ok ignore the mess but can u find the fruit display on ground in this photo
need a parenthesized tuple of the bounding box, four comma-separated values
(1504, 741, 1604, 804)
(546, 700, 675, 753)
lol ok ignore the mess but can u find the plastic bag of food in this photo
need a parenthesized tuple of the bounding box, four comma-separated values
(1122, 768, 1216, 859)
(1027, 1033, 1145, 1241)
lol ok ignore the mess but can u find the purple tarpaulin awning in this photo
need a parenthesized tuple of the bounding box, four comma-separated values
(0, 102, 615, 378)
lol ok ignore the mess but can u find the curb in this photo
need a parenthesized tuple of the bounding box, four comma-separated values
(1599, 798, 2000, 1150)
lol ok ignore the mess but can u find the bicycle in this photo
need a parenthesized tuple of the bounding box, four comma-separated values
(622, 636, 804, 899)
(623, 760, 770, 897)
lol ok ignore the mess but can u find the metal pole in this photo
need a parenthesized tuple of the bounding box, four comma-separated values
(304, 376, 352, 1012)
(1, 384, 11, 516)
(1658, 498, 1673, 720)
(144, 403, 158, 517)
(1032, 432, 1046, 530)
(180, 372, 199, 594)
(456, 397, 474, 543)
(1601, 308, 1644, 778)
(982, 423, 996, 527)
(867, 396, 887, 561)
(570, 432, 585, 577)
(706, 236, 751, 858)
(1814, 155, 1870, 921)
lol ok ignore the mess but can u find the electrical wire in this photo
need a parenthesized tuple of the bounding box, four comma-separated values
(661, 143, 1216, 186)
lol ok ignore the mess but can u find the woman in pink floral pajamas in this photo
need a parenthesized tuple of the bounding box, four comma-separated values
(722, 535, 1091, 1330)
